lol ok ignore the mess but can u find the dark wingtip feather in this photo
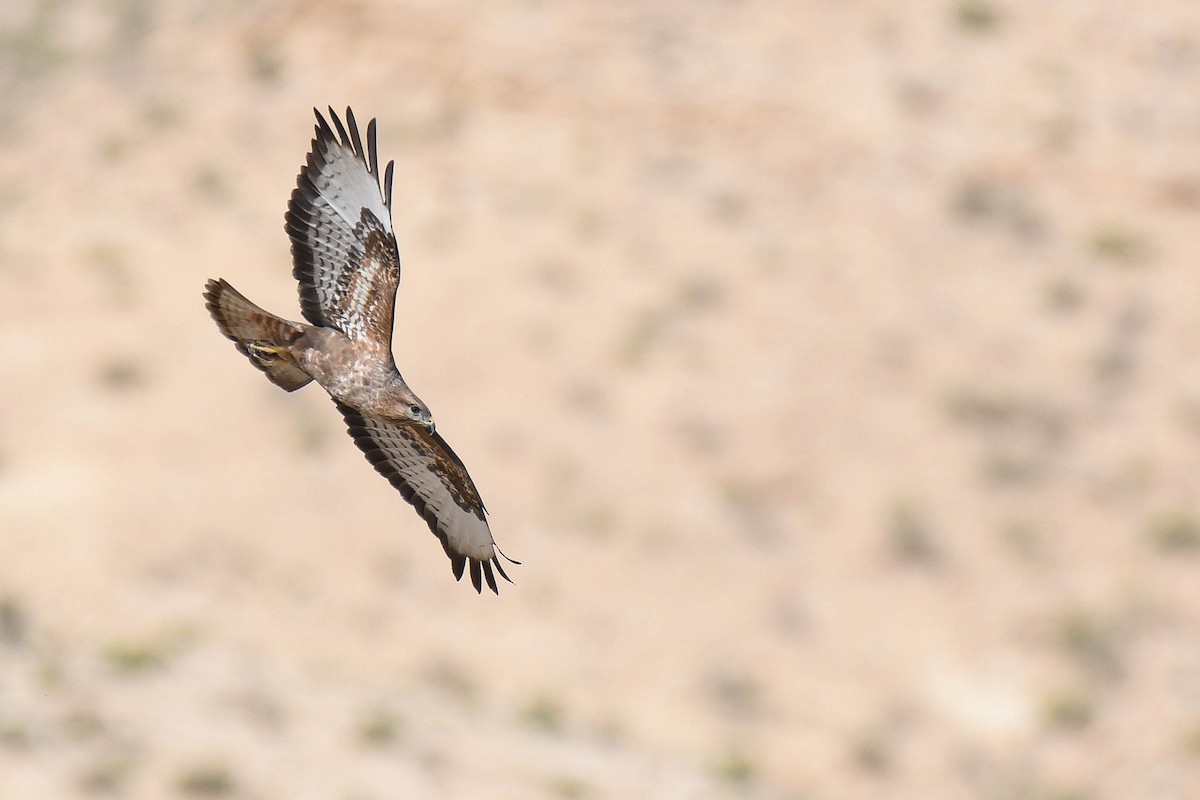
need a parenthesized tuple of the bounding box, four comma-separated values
(494, 543, 522, 566)
(346, 107, 364, 159)
(313, 107, 334, 141)
(451, 554, 467, 580)
(328, 106, 351, 148)
(307, 106, 390, 212)
(367, 118, 380, 180)
(493, 558, 513, 584)
(469, 560, 482, 593)
(482, 562, 499, 594)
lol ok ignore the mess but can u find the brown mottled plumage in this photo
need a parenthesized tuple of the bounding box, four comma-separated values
(204, 107, 515, 594)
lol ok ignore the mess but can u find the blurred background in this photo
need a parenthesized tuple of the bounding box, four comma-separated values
(1, 0, 1199, 797)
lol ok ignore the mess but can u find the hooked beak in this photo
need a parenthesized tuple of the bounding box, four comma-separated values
(426, 418, 437, 434)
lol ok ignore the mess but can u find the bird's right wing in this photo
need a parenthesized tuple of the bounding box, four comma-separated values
(285, 107, 401, 348)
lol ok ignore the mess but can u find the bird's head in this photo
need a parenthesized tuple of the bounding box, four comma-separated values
(404, 400, 436, 433)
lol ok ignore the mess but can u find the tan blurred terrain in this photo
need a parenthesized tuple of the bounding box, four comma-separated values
(2, 0, 1200, 797)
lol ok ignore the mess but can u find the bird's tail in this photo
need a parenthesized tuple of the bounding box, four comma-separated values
(204, 278, 314, 391)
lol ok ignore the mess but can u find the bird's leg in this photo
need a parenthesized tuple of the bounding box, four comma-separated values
(245, 341, 288, 363)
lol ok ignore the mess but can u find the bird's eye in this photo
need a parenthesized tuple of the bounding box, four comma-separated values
(409, 404, 423, 417)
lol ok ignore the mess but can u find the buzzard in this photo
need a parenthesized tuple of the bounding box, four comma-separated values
(204, 107, 515, 594)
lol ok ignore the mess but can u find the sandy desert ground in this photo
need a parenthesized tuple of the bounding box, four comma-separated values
(3, 1, 1200, 798)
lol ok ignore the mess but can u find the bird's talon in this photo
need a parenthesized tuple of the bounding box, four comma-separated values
(247, 342, 286, 362)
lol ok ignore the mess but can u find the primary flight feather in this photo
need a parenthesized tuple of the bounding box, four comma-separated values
(204, 107, 514, 594)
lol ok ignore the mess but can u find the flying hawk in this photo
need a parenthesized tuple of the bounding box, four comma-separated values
(204, 107, 515, 594)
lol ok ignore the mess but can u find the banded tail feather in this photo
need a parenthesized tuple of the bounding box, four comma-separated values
(204, 278, 314, 391)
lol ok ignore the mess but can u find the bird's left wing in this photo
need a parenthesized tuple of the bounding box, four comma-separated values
(286, 107, 400, 347)
(334, 401, 514, 594)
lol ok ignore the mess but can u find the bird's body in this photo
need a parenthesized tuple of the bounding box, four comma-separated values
(290, 326, 411, 419)
(204, 107, 514, 593)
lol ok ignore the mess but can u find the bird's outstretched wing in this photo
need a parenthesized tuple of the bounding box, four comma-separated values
(286, 106, 400, 347)
(334, 401, 515, 594)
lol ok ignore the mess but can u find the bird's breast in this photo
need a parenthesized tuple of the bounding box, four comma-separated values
(293, 329, 397, 407)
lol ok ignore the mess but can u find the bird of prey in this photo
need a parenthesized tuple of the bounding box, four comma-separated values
(204, 107, 515, 594)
